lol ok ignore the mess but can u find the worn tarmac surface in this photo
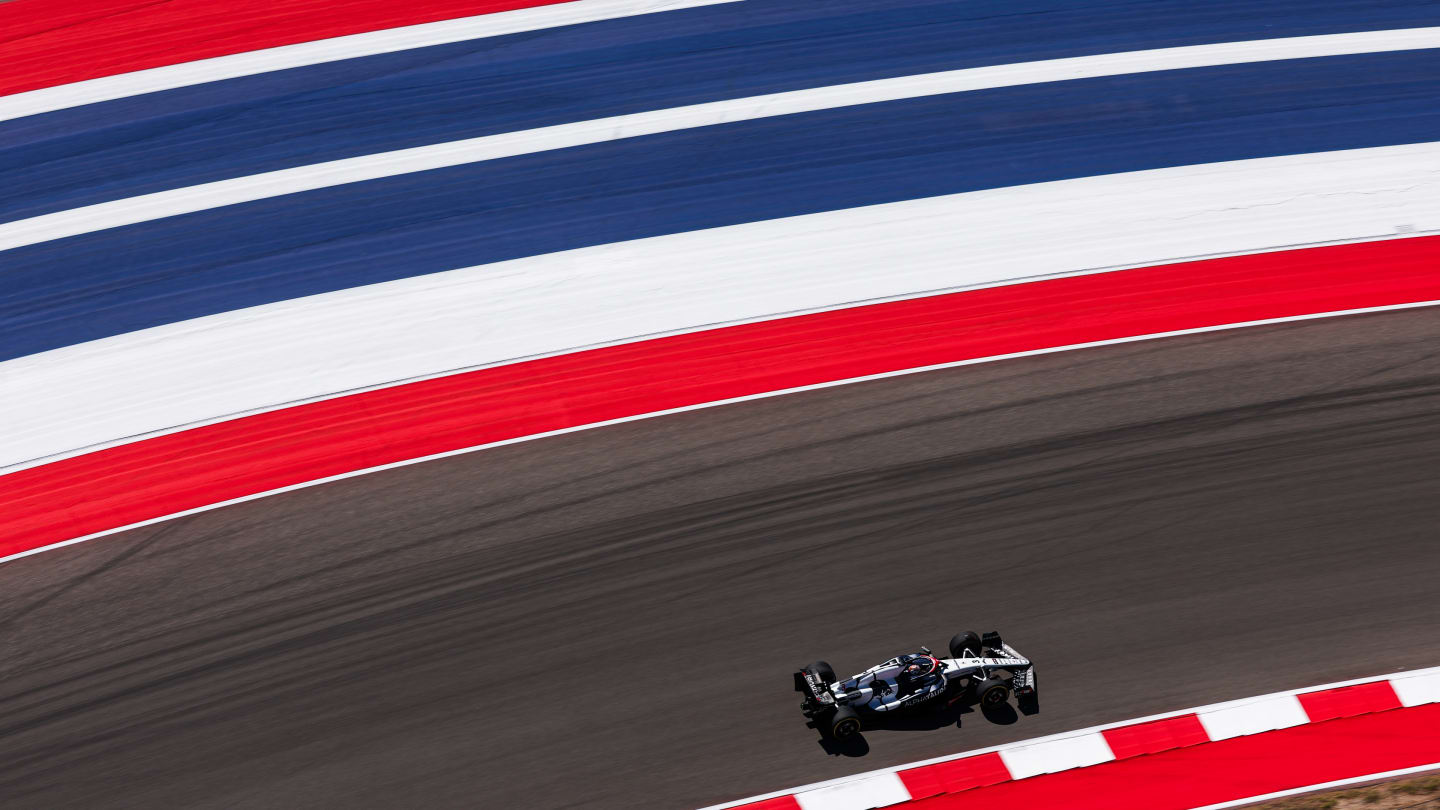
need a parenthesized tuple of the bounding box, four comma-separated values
(1, 310, 1438, 809)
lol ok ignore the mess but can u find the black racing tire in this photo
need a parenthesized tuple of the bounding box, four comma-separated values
(806, 660, 836, 685)
(949, 631, 982, 658)
(975, 677, 1010, 708)
(829, 706, 862, 740)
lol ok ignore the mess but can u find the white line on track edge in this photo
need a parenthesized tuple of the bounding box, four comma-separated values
(5, 298, 1440, 568)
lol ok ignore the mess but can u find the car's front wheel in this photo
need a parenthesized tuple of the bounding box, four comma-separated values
(949, 631, 982, 658)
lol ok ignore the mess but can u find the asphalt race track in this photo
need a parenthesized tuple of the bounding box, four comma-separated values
(1, 309, 1438, 809)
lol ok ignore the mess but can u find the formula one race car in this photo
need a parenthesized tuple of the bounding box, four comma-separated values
(794, 630, 1037, 741)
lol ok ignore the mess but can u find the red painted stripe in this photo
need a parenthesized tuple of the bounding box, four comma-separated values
(0, 0, 574, 98)
(906, 703, 1440, 810)
(900, 752, 1011, 799)
(3, 236, 1440, 560)
(1100, 713, 1209, 759)
(1298, 681, 1404, 723)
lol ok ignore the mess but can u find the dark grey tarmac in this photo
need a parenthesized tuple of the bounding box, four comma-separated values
(1, 309, 1438, 809)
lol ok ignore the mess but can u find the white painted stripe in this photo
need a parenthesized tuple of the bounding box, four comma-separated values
(793, 772, 910, 810)
(1392, 669, 1440, 707)
(0, 0, 740, 124)
(8, 301, 1440, 566)
(697, 667, 1440, 810)
(4, 142, 1438, 474)
(1197, 694, 1309, 741)
(1188, 762, 1440, 810)
(3, 26, 1440, 251)
(998, 732, 1114, 779)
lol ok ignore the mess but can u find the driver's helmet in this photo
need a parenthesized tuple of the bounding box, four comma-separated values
(900, 654, 939, 682)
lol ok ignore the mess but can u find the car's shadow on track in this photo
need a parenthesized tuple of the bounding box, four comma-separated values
(813, 695, 1035, 757)
(818, 734, 870, 757)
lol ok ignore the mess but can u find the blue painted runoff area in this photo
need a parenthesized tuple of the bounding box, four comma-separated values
(2, 0, 1437, 222)
(3, 46, 1440, 362)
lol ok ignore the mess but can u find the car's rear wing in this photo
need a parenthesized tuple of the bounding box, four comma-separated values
(794, 665, 836, 714)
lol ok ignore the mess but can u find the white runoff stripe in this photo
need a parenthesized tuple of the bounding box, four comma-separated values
(4, 141, 1440, 473)
(1196, 694, 1309, 741)
(3, 26, 1440, 252)
(1392, 669, 1440, 706)
(0, 0, 741, 124)
(793, 773, 909, 810)
(998, 733, 1114, 779)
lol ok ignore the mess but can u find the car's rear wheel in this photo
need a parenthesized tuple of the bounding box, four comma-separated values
(829, 706, 862, 740)
(806, 660, 836, 685)
(949, 631, 982, 658)
(975, 677, 1009, 707)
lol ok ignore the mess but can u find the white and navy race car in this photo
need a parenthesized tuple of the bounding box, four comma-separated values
(794, 630, 1037, 741)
